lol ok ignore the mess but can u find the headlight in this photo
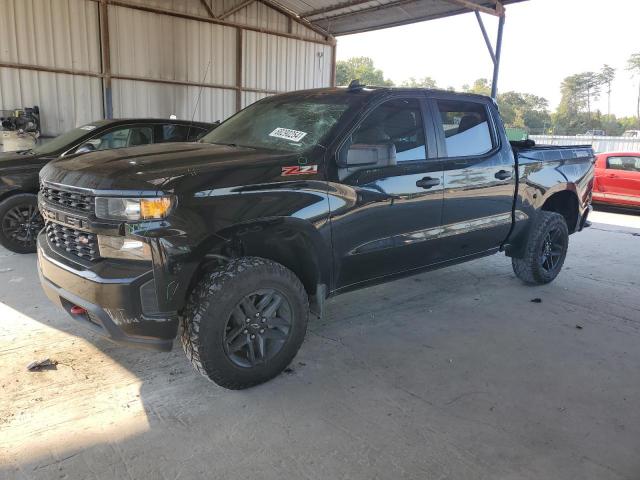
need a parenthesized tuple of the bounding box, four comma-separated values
(95, 196, 173, 221)
(98, 235, 152, 260)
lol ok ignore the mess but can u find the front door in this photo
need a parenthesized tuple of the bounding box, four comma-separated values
(327, 96, 445, 289)
(430, 96, 516, 258)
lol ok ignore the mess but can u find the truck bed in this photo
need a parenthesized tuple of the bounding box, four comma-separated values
(510, 140, 594, 162)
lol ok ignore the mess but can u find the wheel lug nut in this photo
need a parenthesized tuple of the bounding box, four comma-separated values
(261, 318, 266, 323)
(250, 334, 255, 339)
(260, 329, 264, 333)
(243, 329, 248, 334)
(255, 313, 260, 317)
(246, 318, 250, 323)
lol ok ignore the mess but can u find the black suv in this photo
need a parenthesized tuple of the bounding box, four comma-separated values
(37, 87, 593, 389)
(0, 118, 215, 253)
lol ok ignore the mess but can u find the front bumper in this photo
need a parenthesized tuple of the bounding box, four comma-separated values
(37, 232, 177, 351)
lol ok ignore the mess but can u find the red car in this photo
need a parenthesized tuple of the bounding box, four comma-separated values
(593, 152, 640, 208)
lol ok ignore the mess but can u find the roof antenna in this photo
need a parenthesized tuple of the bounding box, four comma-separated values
(188, 59, 212, 139)
(348, 79, 365, 91)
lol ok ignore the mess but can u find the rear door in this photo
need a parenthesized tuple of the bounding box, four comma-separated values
(602, 155, 640, 204)
(429, 95, 516, 258)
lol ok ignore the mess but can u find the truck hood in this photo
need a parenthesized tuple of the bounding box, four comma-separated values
(40, 142, 300, 194)
(0, 150, 49, 170)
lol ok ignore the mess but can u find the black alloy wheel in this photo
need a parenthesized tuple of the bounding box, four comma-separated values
(511, 211, 569, 285)
(539, 226, 566, 273)
(223, 289, 293, 368)
(0, 194, 44, 253)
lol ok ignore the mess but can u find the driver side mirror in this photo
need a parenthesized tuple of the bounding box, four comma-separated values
(341, 143, 397, 168)
(75, 143, 96, 154)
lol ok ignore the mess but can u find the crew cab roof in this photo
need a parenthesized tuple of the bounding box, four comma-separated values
(85, 118, 215, 129)
(267, 86, 495, 104)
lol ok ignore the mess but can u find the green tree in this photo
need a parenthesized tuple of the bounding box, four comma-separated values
(335, 57, 394, 87)
(627, 53, 640, 125)
(462, 78, 491, 96)
(400, 76, 437, 88)
(582, 72, 602, 120)
(498, 91, 550, 134)
(600, 64, 616, 117)
(554, 73, 596, 134)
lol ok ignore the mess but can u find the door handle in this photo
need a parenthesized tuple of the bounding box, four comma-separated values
(416, 177, 441, 189)
(495, 170, 512, 180)
(606, 174, 617, 178)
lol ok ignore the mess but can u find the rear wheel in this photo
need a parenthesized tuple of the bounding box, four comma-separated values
(0, 194, 44, 254)
(180, 257, 309, 390)
(512, 211, 569, 285)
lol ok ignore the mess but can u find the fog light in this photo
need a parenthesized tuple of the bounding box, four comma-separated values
(98, 235, 152, 260)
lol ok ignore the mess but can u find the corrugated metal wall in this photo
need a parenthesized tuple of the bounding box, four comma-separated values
(0, 0, 103, 134)
(242, 31, 332, 102)
(0, 0, 335, 136)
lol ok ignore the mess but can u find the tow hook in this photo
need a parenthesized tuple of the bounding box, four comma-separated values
(70, 305, 87, 315)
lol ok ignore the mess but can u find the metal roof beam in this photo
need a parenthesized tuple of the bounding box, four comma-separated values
(199, 0, 216, 18)
(475, 10, 496, 65)
(301, 0, 373, 19)
(308, 0, 423, 23)
(442, 0, 503, 16)
(256, 0, 334, 40)
(219, 0, 256, 20)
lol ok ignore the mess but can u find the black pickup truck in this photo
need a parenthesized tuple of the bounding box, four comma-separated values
(0, 118, 214, 253)
(37, 86, 594, 389)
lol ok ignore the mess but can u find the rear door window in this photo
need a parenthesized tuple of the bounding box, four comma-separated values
(159, 124, 208, 142)
(435, 99, 494, 157)
(607, 156, 640, 172)
(91, 126, 153, 150)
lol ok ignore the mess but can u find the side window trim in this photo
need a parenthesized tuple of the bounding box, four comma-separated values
(426, 95, 501, 161)
(336, 95, 434, 167)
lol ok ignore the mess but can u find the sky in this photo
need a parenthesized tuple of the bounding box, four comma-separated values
(335, 0, 640, 117)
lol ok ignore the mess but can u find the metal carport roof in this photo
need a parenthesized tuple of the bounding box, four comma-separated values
(266, 0, 526, 36)
(261, 0, 528, 98)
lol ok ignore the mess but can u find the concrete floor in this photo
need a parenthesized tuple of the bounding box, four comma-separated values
(1, 208, 639, 480)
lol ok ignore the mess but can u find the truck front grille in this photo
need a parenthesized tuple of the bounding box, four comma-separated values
(41, 184, 95, 214)
(45, 221, 100, 261)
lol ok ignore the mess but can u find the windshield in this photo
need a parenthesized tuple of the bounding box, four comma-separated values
(201, 94, 355, 152)
(32, 124, 98, 155)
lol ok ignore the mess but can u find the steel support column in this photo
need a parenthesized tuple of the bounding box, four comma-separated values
(98, 0, 113, 118)
(491, 14, 505, 99)
(474, 6, 505, 99)
(236, 28, 243, 112)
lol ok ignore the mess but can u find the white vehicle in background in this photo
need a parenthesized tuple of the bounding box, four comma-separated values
(622, 130, 640, 138)
(578, 130, 606, 137)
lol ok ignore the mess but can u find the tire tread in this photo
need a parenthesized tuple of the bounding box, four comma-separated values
(180, 256, 308, 390)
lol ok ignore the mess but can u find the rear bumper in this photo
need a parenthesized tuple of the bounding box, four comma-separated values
(37, 232, 177, 351)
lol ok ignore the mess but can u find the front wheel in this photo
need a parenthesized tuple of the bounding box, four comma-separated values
(511, 211, 569, 285)
(0, 194, 44, 254)
(180, 257, 309, 390)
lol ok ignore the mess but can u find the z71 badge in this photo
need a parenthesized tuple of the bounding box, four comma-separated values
(281, 165, 318, 176)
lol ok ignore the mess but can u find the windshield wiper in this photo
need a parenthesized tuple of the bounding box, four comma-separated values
(207, 141, 238, 147)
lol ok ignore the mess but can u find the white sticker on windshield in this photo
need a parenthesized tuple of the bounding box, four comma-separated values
(80, 125, 96, 131)
(269, 127, 307, 142)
